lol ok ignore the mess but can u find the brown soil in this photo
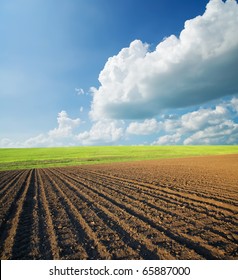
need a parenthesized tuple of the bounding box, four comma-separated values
(0, 154, 237, 260)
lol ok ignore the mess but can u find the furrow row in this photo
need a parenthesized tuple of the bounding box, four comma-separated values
(40, 169, 110, 259)
(0, 170, 33, 259)
(0, 170, 21, 191)
(38, 169, 90, 259)
(0, 157, 237, 260)
(36, 170, 61, 259)
(0, 171, 30, 225)
(79, 169, 238, 211)
(0, 169, 26, 197)
(9, 169, 41, 259)
(63, 168, 238, 232)
(53, 168, 222, 259)
(79, 170, 237, 242)
(56, 168, 237, 259)
(47, 168, 171, 259)
(87, 166, 238, 197)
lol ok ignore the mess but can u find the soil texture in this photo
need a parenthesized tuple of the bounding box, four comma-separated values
(0, 154, 237, 260)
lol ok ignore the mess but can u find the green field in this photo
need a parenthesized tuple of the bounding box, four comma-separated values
(0, 145, 238, 171)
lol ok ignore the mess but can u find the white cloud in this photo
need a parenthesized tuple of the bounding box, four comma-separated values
(231, 97, 238, 112)
(24, 134, 56, 147)
(90, 0, 238, 120)
(156, 105, 227, 137)
(0, 138, 18, 148)
(184, 120, 238, 145)
(152, 99, 238, 145)
(164, 105, 229, 133)
(0, 112, 126, 147)
(0, 136, 53, 148)
(76, 120, 124, 145)
(21, 111, 81, 147)
(126, 118, 160, 135)
(48, 111, 81, 138)
(153, 134, 181, 145)
(1, 98, 238, 147)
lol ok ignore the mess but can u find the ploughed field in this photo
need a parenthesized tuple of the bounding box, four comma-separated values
(0, 154, 237, 260)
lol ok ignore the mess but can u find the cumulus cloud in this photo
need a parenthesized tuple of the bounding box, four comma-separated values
(0, 112, 126, 147)
(24, 134, 57, 147)
(126, 118, 160, 135)
(231, 97, 238, 112)
(76, 120, 124, 145)
(1, 97, 238, 147)
(23, 111, 81, 147)
(184, 120, 238, 144)
(153, 134, 181, 145)
(48, 111, 81, 138)
(163, 105, 229, 133)
(151, 99, 238, 145)
(90, 0, 238, 120)
(0, 138, 19, 148)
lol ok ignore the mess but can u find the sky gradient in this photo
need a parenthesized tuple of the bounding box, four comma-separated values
(1, 0, 238, 147)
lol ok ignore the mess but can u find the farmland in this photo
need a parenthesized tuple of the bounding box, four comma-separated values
(0, 154, 237, 260)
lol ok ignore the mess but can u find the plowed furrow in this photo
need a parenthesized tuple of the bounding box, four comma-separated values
(0, 170, 29, 226)
(46, 169, 145, 259)
(0, 171, 10, 181)
(0, 154, 237, 260)
(41, 169, 109, 260)
(80, 169, 238, 212)
(51, 169, 195, 259)
(0, 170, 27, 204)
(0, 170, 32, 259)
(170, 179, 238, 196)
(96, 169, 237, 220)
(56, 168, 232, 259)
(10, 170, 39, 259)
(71, 169, 237, 215)
(152, 181, 238, 205)
(48, 168, 170, 259)
(0, 170, 29, 238)
(156, 181, 238, 206)
(53, 169, 215, 260)
(0, 170, 15, 183)
(37, 170, 60, 259)
(87, 167, 238, 199)
(84, 172, 237, 245)
(91, 172, 237, 221)
(28, 170, 42, 259)
(0, 170, 21, 192)
(39, 169, 88, 259)
(62, 169, 238, 239)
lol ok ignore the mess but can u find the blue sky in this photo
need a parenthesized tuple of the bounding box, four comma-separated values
(1, 0, 238, 147)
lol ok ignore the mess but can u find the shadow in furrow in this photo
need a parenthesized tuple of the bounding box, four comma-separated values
(11, 170, 36, 259)
(0, 172, 29, 255)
